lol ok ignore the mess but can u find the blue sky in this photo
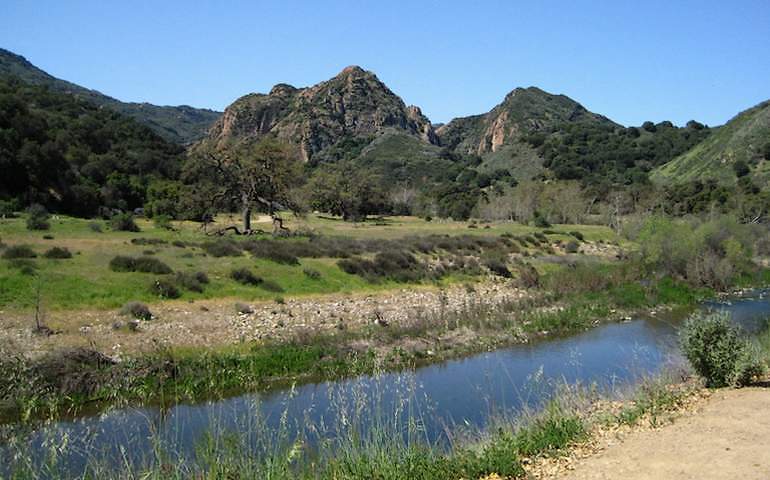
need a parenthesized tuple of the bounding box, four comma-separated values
(2, 0, 769, 127)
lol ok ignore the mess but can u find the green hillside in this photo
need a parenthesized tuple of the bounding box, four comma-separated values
(652, 100, 770, 187)
(0, 48, 220, 144)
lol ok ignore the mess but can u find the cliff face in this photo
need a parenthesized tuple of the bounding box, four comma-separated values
(204, 66, 437, 161)
(437, 86, 615, 156)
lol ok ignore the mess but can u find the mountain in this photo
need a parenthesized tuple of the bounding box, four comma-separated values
(436, 87, 618, 178)
(202, 65, 438, 163)
(0, 48, 220, 144)
(652, 100, 770, 188)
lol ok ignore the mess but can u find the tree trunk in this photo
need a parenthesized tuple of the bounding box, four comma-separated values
(242, 200, 251, 234)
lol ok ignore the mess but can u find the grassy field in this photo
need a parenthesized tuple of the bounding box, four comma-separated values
(0, 213, 621, 311)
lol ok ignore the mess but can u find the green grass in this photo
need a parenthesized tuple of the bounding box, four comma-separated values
(0, 214, 620, 310)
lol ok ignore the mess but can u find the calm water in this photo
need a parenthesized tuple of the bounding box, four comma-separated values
(2, 290, 769, 476)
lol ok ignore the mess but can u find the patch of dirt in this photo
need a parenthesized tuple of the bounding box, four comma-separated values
(531, 387, 770, 479)
(0, 280, 532, 360)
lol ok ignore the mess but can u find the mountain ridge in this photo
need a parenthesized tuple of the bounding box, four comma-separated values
(0, 48, 221, 144)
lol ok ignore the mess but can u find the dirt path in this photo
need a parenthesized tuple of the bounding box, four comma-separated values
(555, 387, 770, 480)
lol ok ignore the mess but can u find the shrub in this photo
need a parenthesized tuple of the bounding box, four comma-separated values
(110, 213, 140, 232)
(533, 212, 551, 228)
(43, 247, 72, 259)
(9, 259, 37, 275)
(109, 255, 136, 272)
(42, 234, 54, 240)
(564, 241, 580, 253)
(153, 214, 173, 230)
(303, 268, 322, 280)
(2, 245, 37, 259)
(130, 238, 167, 246)
(517, 263, 541, 288)
(193, 271, 209, 284)
(680, 311, 764, 387)
(203, 239, 242, 257)
(175, 271, 206, 292)
(120, 301, 153, 321)
(483, 256, 512, 278)
(569, 231, 585, 241)
(134, 257, 173, 274)
(172, 240, 187, 248)
(0, 199, 18, 218)
(242, 240, 300, 265)
(26, 204, 50, 231)
(261, 279, 285, 293)
(110, 255, 172, 274)
(231, 267, 263, 286)
(88, 222, 103, 233)
(149, 278, 181, 299)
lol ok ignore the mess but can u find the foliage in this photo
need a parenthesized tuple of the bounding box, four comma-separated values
(25, 203, 50, 230)
(109, 255, 172, 274)
(231, 267, 263, 286)
(150, 278, 181, 299)
(120, 301, 153, 321)
(680, 311, 764, 387)
(2, 244, 36, 259)
(305, 161, 390, 221)
(43, 246, 72, 259)
(0, 77, 184, 215)
(109, 212, 140, 232)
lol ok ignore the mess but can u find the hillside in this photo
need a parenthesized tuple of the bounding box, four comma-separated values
(202, 65, 438, 163)
(0, 77, 184, 215)
(437, 87, 617, 178)
(652, 100, 770, 188)
(0, 48, 220, 144)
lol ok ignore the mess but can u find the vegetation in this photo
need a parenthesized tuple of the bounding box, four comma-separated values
(680, 311, 764, 387)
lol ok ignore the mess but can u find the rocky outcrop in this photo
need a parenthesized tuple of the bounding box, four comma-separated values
(203, 66, 438, 162)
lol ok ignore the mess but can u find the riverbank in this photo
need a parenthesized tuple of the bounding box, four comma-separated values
(1, 268, 707, 424)
(528, 386, 770, 479)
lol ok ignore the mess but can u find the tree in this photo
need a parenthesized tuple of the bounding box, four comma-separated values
(305, 161, 389, 221)
(191, 139, 302, 234)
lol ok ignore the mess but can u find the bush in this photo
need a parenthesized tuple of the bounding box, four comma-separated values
(26, 204, 50, 231)
(242, 240, 300, 265)
(175, 271, 206, 292)
(483, 256, 512, 278)
(109, 255, 172, 274)
(110, 213, 140, 232)
(569, 231, 585, 241)
(517, 263, 540, 288)
(153, 214, 173, 230)
(88, 222, 103, 233)
(235, 302, 253, 314)
(9, 258, 37, 275)
(0, 199, 18, 218)
(533, 212, 551, 228)
(149, 278, 181, 299)
(231, 268, 263, 286)
(203, 239, 242, 257)
(120, 301, 153, 321)
(3, 245, 37, 259)
(43, 247, 72, 259)
(261, 279, 285, 293)
(303, 268, 322, 280)
(680, 311, 764, 387)
(564, 241, 580, 253)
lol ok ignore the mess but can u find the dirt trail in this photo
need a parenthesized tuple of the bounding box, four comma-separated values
(556, 387, 770, 480)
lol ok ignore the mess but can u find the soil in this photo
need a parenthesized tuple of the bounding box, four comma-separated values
(534, 387, 770, 479)
(0, 279, 534, 359)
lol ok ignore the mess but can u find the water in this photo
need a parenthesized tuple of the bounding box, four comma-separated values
(2, 291, 769, 475)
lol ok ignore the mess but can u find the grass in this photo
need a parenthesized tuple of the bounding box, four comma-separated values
(2, 369, 696, 480)
(0, 213, 621, 310)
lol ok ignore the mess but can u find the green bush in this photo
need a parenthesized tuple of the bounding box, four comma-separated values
(231, 268, 263, 286)
(109, 255, 172, 274)
(110, 213, 140, 232)
(26, 204, 50, 231)
(203, 239, 242, 257)
(303, 268, 322, 280)
(569, 231, 585, 241)
(680, 311, 764, 387)
(2, 245, 37, 259)
(564, 240, 580, 253)
(87, 222, 103, 233)
(149, 278, 181, 299)
(260, 279, 285, 293)
(153, 214, 173, 230)
(175, 271, 207, 292)
(43, 247, 72, 259)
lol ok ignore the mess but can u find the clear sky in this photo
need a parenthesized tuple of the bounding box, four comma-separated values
(1, 0, 768, 127)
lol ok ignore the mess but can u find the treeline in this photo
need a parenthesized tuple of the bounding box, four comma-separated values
(534, 120, 712, 187)
(0, 77, 183, 216)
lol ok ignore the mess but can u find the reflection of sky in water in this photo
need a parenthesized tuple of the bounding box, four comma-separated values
(3, 291, 769, 476)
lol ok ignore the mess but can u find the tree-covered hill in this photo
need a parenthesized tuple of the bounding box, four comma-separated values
(0, 48, 220, 144)
(0, 77, 184, 215)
